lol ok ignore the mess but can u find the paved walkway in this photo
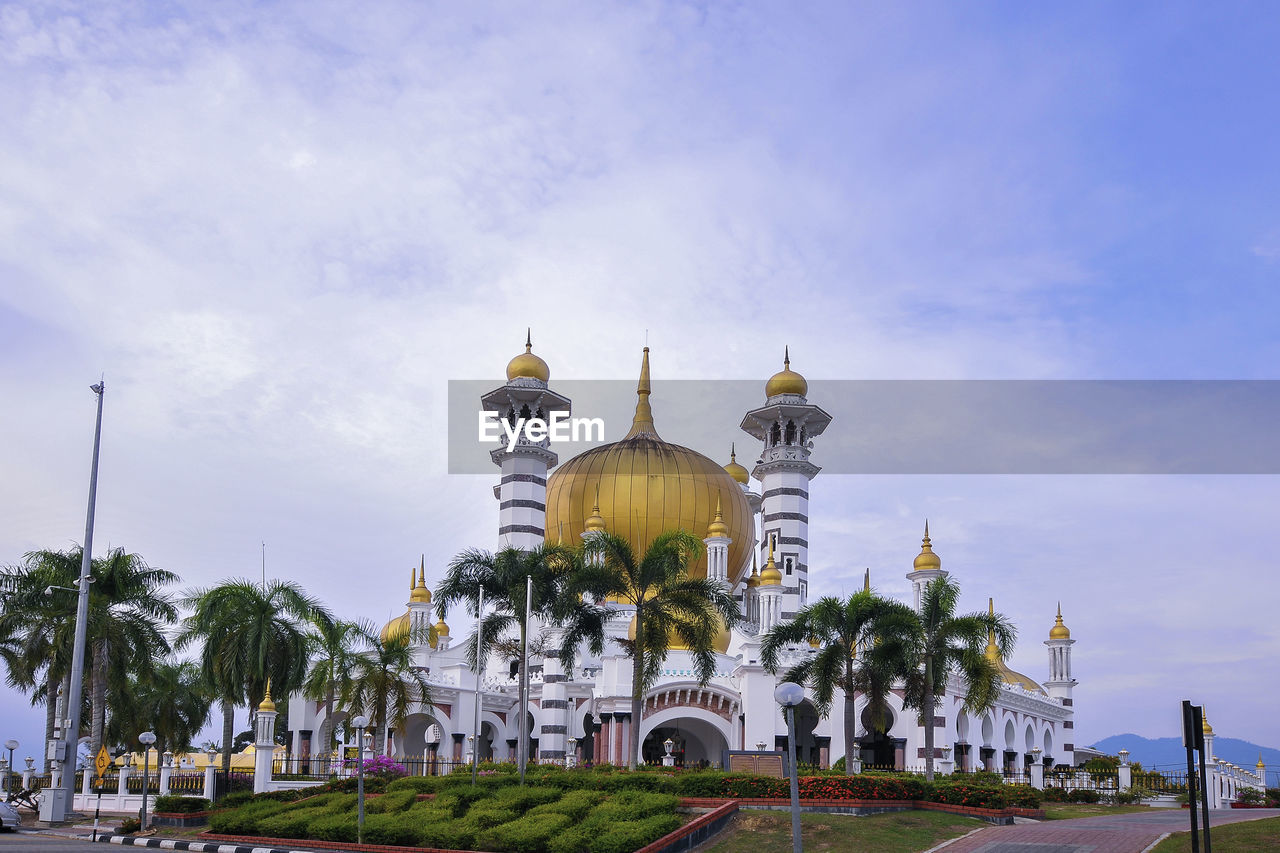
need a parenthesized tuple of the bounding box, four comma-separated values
(937, 808, 1280, 853)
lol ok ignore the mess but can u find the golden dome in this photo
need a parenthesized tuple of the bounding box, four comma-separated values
(913, 520, 941, 571)
(808, 636, 821, 649)
(628, 610, 731, 655)
(1049, 602, 1071, 639)
(706, 494, 729, 538)
(1202, 714, 1213, 735)
(410, 560, 431, 604)
(765, 346, 808, 398)
(380, 611, 410, 643)
(984, 598, 1046, 696)
(259, 680, 276, 713)
(544, 347, 754, 586)
(745, 555, 761, 588)
(434, 618, 450, 638)
(724, 444, 750, 485)
(760, 540, 783, 586)
(506, 330, 550, 383)
(1258, 755, 1266, 769)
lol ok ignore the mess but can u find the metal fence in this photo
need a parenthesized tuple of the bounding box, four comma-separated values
(27, 774, 53, 791)
(168, 771, 205, 794)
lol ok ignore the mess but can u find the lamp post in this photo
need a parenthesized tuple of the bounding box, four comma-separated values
(351, 715, 369, 844)
(3, 739, 16, 795)
(42, 381, 105, 822)
(774, 682, 805, 853)
(138, 732, 156, 829)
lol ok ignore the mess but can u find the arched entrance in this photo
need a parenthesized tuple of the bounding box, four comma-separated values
(859, 705, 898, 768)
(641, 717, 729, 768)
(779, 701, 821, 767)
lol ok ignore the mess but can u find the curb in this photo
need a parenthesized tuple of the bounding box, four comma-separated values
(95, 836, 321, 852)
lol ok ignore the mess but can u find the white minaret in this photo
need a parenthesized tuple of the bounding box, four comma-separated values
(704, 494, 731, 583)
(757, 541, 784, 633)
(906, 521, 946, 611)
(481, 331, 570, 550)
(1044, 603, 1077, 765)
(740, 348, 831, 622)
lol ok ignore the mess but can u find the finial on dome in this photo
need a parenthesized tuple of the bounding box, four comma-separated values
(724, 442, 750, 484)
(760, 538, 782, 586)
(746, 552, 761, 587)
(1050, 601, 1071, 639)
(913, 520, 942, 571)
(419, 555, 426, 588)
(985, 598, 1000, 661)
(526, 327, 532, 351)
(410, 556, 431, 604)
(585, 484, 607, 532)
(784, 345, 790, 368)
(765, 346, 808, 398)
(864, 568, 870, 593)
(259, 679, 276, 713)
(506, 330, 550, 382)
(707, 493, 729, 538)
(1258, 754, 1266, 769)
(625, 347, 657, 437)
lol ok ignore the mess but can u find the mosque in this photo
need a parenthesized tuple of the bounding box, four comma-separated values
(287, 341, 1079, 773)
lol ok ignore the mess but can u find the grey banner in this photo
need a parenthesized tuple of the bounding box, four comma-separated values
(448, 380, 1280, 475)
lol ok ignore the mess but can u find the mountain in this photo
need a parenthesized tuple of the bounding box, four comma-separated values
(1092, 733, 1279, 784)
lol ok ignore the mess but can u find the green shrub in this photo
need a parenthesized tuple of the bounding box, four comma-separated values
(207, 799, 288, 835)
(117, 817, 141, 835)
(1236, 787, 1263, 805)
(214, 791, 254, 809)
(590, 814, 682, 853)
(154, 795, 210, 813)
(362, 811, 422, 846)
(386, 774, 444, 794)
(308, 813, 358, 842)
(365, 789, 417, 814)
(528, 789, 606, 821)
(1070, 788, 1100, 803)
(492, 785, 563, 813)
(463, 804, 519, 830)
(416, 813, 477, 849)
(590, 790, 680, 821)
(928, 783, 1009, 809)
(477, 812, 574, 853)
(255, 806, 331, 839)
(598, 772, 677, 793)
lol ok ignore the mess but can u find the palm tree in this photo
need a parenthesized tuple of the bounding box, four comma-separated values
(760, 590, 919, 774)
(902, 576, 1014, 781)
(576, 530, 740, 770)
(106, 659, 213, 757)
(0, 547, 177, 760)
(435, 543, 607, 764)
(176, 579, 332, 776)
(303, 618, 377, 766)
(341, 634, 431, 756)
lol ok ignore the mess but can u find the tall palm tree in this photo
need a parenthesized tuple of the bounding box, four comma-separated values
(435, 543, 607, 763)
(106, 659, 213, 757)
(902, 576, 1014, 781)
(760, 590, 919, 775)
(0, 547, 177, 760)
(303, 618, 376, 764)
(341, 634, 431, 756)
(576, 530, 740, 769)
(176, 579, 332, 776)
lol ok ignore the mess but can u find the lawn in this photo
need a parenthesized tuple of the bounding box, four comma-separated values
(1042, 803, 1154, 820)
(1149, 816, 1280, 852)
(700, 809, 984, 853)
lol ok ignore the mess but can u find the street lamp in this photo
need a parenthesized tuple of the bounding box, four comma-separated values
(42, 381, 105, 823)
(774, 682, 805, 853)
(351, 715, 369, 845)
(138, 731, 156, 829)
(3, 739, 16, 796)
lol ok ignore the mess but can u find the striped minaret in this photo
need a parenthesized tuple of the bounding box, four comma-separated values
(740, 348, 831, 622)
(481, 331, 570, 549)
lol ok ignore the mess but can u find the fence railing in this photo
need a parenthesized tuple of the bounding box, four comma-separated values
(27, 774, 53, 791)
(168, 771, 205, 794)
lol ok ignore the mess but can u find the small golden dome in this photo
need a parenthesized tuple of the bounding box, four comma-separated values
(1202, 714, 1213, 735)
(1049, 602, 1071, 639)
(434, 618, 450, 638)
(410, 560, 431, 604)
(1258, 755, 1266, 769)
(706, 494, 729, 538)
(724, 444, 750, 485)
(765, 346, 808, 398)
(913, 520, 942, 571)
(506, 330, 550, 383)
(760, 541, 783, 586)
(584, 485, 607, 532)
(259, 680, 276, 713)
(745, 555, 761, 588)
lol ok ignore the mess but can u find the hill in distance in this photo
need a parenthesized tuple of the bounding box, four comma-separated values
(1093, 733, 1279, 785)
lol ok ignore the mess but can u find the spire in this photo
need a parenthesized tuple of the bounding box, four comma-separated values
(1049, 601, 1071, 639)
(585, 483, 607, 532)
(419, 555, 426, 589)
(913, 519, 942, 571)
(730, 442, 736, 462)
(985, 597, 999, 659)
(410, 566, 416, 591)
(624, 347, 657, 438)
(526, 327, 532, 351)
(259, 678, 276, 712)
(707, 493, 729, 538)
(864, 568, 870, 593)
(784, 345, 790, 368)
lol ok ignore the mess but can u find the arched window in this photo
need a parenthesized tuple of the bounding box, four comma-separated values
(770, 422, 782, 446)
(785, 421, 796, 445)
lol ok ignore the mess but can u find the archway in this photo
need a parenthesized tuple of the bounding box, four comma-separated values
(789, 701, 821, 767)
(859, 705, 898, 769)
(641, 716, 729, 768)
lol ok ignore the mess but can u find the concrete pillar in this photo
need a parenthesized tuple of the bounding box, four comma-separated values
(1030, 761, 1045, 788)
(81, 766, 92, 795)
(539, 629, 569, 763)
(22, 767, 33, 791)
(202, 764, 216, 801)
(116, 765, 130, 810)
(253, 696, 279, 794)
(159, 752, 173, 795)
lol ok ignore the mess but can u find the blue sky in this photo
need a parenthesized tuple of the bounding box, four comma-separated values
(1, 1, 1278, 757)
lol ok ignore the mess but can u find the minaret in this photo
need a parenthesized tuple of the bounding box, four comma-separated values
(408, 557, 434, 647)
(481, 331, 570, 550)
(704, 494, 732, 583)
(740, 348, 832, 621)
(757, 540, 784, 633)
(1044, 602, 1077, 765)
(539, 526, 571, 763)
(744, 554, 761, 625)
(253, 682, 278, 793)
(906, 521, 946, 611)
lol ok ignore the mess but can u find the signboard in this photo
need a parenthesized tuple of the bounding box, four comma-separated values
(93, 745, 110, 787)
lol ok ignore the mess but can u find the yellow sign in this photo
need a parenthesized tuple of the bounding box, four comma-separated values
(93, 745, 110, 787)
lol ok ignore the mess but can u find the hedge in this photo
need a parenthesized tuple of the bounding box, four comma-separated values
(154, 795, 210, 813)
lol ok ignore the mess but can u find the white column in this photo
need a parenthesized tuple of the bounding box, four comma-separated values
(539, 628, 569, 763)
(254, 705, 278, 794)
(202, 764, 216, 801)
(116, 765, 130, 810)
